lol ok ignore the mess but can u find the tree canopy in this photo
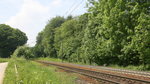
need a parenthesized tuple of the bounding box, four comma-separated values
(15, 0, 150, 68)
(0, 24, 28, 58)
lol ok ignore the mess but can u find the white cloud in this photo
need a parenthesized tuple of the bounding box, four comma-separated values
(5, 0, 51, 46)
(51, 0, 62, 6)
(4, 0, 87, 46)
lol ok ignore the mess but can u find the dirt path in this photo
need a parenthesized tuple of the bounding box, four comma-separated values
(0, 62, 8, 84)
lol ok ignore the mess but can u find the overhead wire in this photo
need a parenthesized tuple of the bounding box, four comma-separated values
(64, 0, 85, 17)
(68, 0, 85, 15)
(64, 0, 77, 16)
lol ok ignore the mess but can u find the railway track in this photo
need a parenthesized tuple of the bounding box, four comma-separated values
(79, 65, 150, 78)
(36, 60, 150, 84)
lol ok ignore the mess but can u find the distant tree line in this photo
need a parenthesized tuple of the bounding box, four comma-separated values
(0, 24, 28, 58)
(14, 0, 150, 67)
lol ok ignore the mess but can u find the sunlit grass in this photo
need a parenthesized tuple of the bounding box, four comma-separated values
(3, 58, 76, 84)
(0, 58, 9, 63)
(37, 57, 97, 66)
(38, 57, 150, 71)
(37, 57, 63, 62)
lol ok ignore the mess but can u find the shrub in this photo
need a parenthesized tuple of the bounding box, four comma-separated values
(12, 46, 34, 59)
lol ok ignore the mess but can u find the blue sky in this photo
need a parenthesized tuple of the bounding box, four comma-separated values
(0, 0, 88, 46)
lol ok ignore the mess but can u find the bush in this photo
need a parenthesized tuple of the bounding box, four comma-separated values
(12, 46, 34, 59)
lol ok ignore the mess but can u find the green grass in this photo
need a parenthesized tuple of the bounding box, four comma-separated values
(37, 57, 63, 62)
(3, 58, 76, 84)
(37, 57, 150, 71)
(37, 57, 97, 66)
(0, 58, 9, 63)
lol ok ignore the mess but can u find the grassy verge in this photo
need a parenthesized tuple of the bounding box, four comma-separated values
(3, 58, 76, 84)
(0, 58, 9, 63)
(37, 57, 63, 62)
(37, 57, 96, 66)
(37, 57, 150, 71)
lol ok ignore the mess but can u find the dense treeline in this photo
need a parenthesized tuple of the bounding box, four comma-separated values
(0, 24, 28, 58)
(16, 0, 150, 67)
(83, 0, 150, 66)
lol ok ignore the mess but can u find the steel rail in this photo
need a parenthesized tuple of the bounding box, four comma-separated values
(36, 60, 150, 84)
(58, 67, 119, 84)
(94, 66, 150, 77)
(60, 63, 150, 77)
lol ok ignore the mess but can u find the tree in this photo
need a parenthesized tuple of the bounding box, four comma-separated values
(54, 20, 79, 61)
(133, 13, 150, 65)
(33, 31, 46, 57)
(54, 14, 88, 62)
(12, 46, 34, 59)
(82, 0, 150, 65)
(35, 16, 65, 58)
(0, 24, 28, 58)
(33, 0, 150, 67)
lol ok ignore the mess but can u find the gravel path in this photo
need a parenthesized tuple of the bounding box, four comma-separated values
(0, 62, 8, 84)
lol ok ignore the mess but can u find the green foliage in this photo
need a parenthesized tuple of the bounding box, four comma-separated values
(34, 16, 65, 58)
(54, 14, 88, 62)
(55, 20, 79, 60)
(83, 0, 150, 66)
(47, 16, 65, 28)
(12, 46, 34, 59)
(0, 24, 27, 58)
(32, 0, 150, 68)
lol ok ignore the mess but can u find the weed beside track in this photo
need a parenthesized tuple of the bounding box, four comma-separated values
(3, 58, 76, 84)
